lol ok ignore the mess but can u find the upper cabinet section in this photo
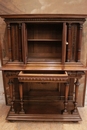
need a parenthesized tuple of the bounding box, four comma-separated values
(0, 14, 86, 65)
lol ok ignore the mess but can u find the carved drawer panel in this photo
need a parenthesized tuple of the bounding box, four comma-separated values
(18, 71, 68, 83)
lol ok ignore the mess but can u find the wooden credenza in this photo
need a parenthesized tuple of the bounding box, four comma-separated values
(0, 14, 87, 121)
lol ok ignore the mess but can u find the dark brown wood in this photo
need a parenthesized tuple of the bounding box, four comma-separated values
(71, 24, 78, 61)
(7, 23, 12, 61)
(19, 82, 25, 114)
(0, 14, 87, 122)
(0, 14, 87, 19)
(83, 72, 87, 106)
(62, 82, 69, 114)
(18, 23, 22, 61)
(68, 78, 74, 100)
(11, 25, 15, 61)
(8, 79, 15, 113)
(22, 23, 27, 64)
(6, 101, 82, 121)
(72, 79, 80, 114)
(77, 23, 83, 62)
(67, 23, 71, 62)
(62, 22, 66, 64)
(15, 24, 19, 61)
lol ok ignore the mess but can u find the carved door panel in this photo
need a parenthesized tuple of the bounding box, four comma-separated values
(6, 23, 23, 62)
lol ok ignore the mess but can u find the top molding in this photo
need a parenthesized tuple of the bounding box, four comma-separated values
(0, 14, 87, 19)
(0, 14, 87, 23)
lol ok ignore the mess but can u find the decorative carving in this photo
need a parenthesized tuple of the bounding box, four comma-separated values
(62, 82, 69, 114)
(19, 23, 22, 29)
(6, 71, 19, 79)
(7, 23, 11, 29)
(5, 18, 85, 22)
(18, 76, 68, 82)
(67, 71, 84, 78)
(0, 14, 86, 121)
(77, 23, 83, 62)
(71, 24, 77, 61)
(79, 23, 83, 30)
(19, 82, 25, 114)
(8, 79, 15, 113)
(7, 23, 12, 61)
(71, 79, 80, 114)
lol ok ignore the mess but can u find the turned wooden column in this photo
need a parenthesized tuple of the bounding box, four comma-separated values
(62, 82, 69, 114)
(8, 79, 15, 113)
(77, 23, 83, 62)
(72, 79, 80, 114)
(7, 23, 12, 61)
(19, 82, 25, 114)
(67, 23, 71, 62)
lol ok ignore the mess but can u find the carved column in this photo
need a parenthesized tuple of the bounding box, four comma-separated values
(8, 79, 15, 113)
(62, 82, 69, 114)
(77, 23, 83, 62)
(72, 79, 80, 114)
(7, 23, 12, 61)
(19, 82, 25, 114)
(67, 23, 71, 62)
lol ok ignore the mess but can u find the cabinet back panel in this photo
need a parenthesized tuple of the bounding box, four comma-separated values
(27, 23, 62, 40)
(28, 41, 62, 61)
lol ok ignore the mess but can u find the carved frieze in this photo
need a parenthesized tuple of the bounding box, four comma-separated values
(6, 71, 19, 79)
(68, 71, 85, 78)
(18, 76, 68, 82)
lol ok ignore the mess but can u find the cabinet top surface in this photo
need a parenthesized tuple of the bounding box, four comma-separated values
(0, 14, 87, 19)
(0, 63, 87, 71)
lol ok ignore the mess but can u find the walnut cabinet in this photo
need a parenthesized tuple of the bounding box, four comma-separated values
(0, 14, 87, 121)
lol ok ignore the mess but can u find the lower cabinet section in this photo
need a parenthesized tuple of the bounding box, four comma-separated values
(3, 71, 85, 121)
(7, 100, 82, 121)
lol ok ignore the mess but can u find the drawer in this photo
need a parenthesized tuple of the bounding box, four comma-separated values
(18, 71, 68, 83)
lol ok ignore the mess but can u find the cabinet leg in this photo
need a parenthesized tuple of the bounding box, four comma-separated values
(62, 82, 69, 114)
(8, 79, 15, 113)
(19, 82, 25, 114)
(71, 79, 79, 114)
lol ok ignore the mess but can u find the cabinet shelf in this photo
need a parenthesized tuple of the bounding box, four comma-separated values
(27, 39, 62, 42)
(27, 58, 61, 62)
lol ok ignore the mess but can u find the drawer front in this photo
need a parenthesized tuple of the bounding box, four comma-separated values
(18, 71, 68, 82)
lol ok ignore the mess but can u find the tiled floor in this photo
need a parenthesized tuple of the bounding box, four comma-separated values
(0, 104, 87, 130)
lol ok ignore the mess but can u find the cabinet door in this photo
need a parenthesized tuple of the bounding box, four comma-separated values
(22, 23, 28, 64)
(62, 22, 67, 64)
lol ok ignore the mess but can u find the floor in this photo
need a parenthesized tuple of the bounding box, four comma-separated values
(0, 104, 87, 130)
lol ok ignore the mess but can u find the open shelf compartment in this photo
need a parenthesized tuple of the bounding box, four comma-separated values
(26, 23, 63, 63)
